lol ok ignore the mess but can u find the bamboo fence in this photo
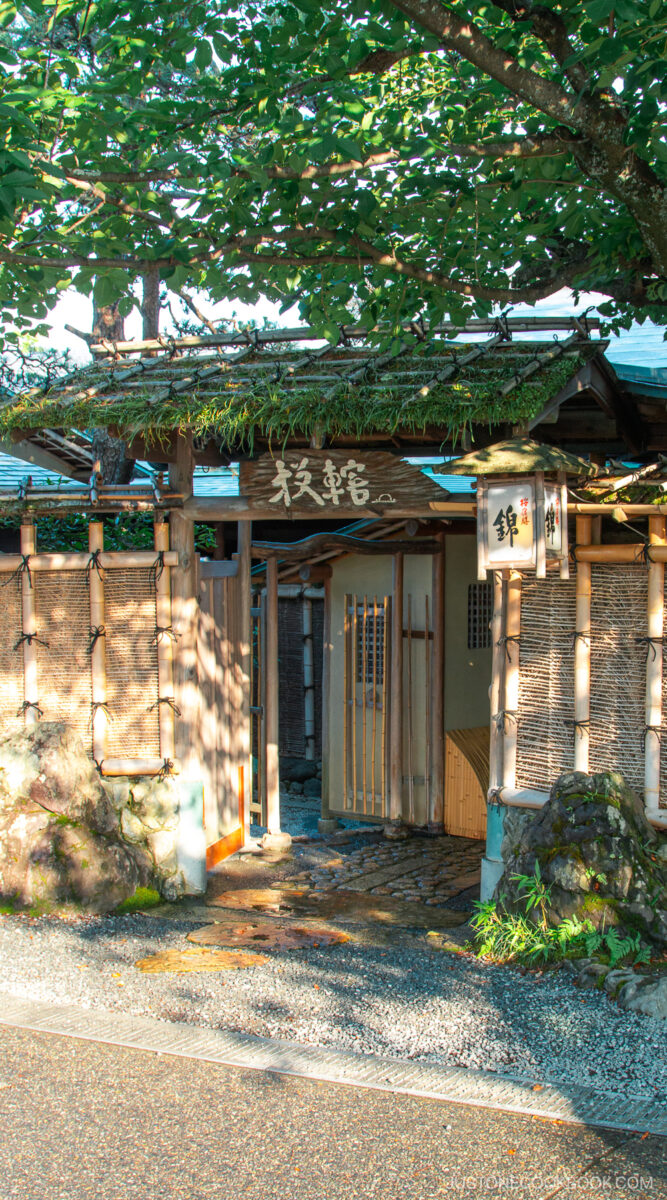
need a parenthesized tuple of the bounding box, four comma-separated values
(0, 522, 178, 777)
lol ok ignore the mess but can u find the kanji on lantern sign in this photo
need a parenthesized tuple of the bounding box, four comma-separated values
(545, 503, 557, 543)
(493, 504, 519, 548)
(268, 456, 371, 508)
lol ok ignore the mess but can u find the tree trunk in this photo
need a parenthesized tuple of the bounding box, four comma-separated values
(90, 300, 135, 485)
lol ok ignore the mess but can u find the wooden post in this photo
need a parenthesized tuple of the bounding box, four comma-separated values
(20, 523, 38, 726)
(503, 570, 522, 788)
(265, 556, 281, 835)
(429, 533, 445, 831)
(320, 573, 333, 823)
(645, 515, 665, 815)
(168, 434, 200, 778)
(389, 552, 404, 823)
(302, 594, 315, 761)
(574, 515, 592, 773)
(489, 570, 506, 792)
(235, 521, 252, 844)
(89, 522, 107, 764)
(535, 470, 546, 579)
(154, 521, 175, 762)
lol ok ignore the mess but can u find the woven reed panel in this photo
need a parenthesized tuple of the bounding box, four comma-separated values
(35, 571, 92, 748)
(0, 578, 24, 734)
(516, 574, 576, 791)
(589, 565, 646, 796)
(105, 569, 160, 758)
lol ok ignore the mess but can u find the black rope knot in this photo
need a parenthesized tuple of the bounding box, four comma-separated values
(14, 632, 48, 650)
(563, 718, 590, 738)
(18, 700, 43, 718)
(157, 758, 174, 781)
(642, 725, 662, 750)
(88, 548, 104, 578)
(88, 625, 106, 653)
(4, 555, 32, 590)
(634, 542, 651, 567)
(90, 701, 112, 724)
(487, 787, 505, 806)
(497, 634, 521, 661)
(150, 551, 166, 589)
(568, 630, 590, 650)
(635, 635, 663, 661)
(493, 709, 517, 731)
(150, 625, 177, 646)
(149, 697, 181, 716)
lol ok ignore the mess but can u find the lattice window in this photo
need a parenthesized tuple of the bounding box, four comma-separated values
(352, 603, 385, 686)
(468, 582, 493, 650)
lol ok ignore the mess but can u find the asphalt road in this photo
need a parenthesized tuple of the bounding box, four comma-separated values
(0, 1026, 664, 1200)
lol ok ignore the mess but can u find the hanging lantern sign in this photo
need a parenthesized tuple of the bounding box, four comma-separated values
(477, 471, 569, 580)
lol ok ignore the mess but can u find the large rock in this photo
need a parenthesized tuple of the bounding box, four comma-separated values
(0, 723, 153, 913)
(497, 771, 667, 947)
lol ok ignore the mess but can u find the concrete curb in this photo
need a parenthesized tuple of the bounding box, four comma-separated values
(0, 994, 664, 1136)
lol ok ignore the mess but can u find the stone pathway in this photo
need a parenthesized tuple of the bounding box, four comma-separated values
(294, 835, 483, 907)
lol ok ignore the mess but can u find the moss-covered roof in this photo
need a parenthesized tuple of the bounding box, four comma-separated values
(0, 328, 601, 453)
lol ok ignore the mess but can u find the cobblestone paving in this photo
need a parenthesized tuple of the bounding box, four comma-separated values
(295, 835, 483, 907)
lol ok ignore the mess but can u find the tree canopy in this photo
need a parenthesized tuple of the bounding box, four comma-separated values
(0, 0, 665, 347)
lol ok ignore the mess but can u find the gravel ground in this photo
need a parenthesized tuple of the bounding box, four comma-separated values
(0, 910, 665, 1104)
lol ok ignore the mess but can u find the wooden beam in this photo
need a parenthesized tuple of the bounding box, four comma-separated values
(320, 573, 333, 823)
(389, 552, 404, 823)
(184, 497, 475, 522)
(235, 521, 252, 845)
(251, 535, 443, 559)
(169, 435, 200, 780)
(429, 534, 445, 831)
(265, 555, 281, 835)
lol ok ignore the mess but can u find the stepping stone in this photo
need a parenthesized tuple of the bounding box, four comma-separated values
(134, 948, 268, 973)
(187, 920, 350, 950)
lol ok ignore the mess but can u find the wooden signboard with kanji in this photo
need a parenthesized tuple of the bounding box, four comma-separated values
(239, 451, 447, 514)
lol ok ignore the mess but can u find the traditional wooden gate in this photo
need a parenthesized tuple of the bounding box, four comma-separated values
(342, 591, 435, 822)
(197, 558, 251, 867)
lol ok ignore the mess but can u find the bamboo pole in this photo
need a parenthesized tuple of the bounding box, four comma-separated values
(574, 516, 592, 773)
(154, 521, 175, 762)
(406, 592, 414, 825)
(20, 523, 38, 726)
(100, 757, 181, 777)
(362, 594, 368, 815)
(88, 522, 107, 764)
(0, 551, 179, 572)
(645, 516, 665, 816)
(352, 592, 358, 812)
(424, 594, 431, 821)
(489, 571, 506, 793)
(429, 534, 446, 831)
(389, 554, 404, 823)
(503, 570, 522, 788)
(235, 521, 252, 843)
(575, 544, 667, 563)
(535, 470, 546, 579)
(381, 594, 389, 816)
(265, 555, 281, 835)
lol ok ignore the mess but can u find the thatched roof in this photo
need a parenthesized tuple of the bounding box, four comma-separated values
(0, 319, 605, 456)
